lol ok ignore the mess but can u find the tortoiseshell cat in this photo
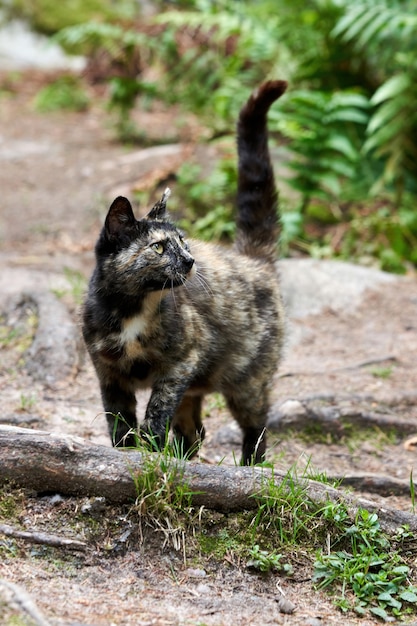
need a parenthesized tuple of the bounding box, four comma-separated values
(82, 80, 287, 465)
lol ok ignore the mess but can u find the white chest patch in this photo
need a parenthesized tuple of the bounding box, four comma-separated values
(120, 314, 148, 345)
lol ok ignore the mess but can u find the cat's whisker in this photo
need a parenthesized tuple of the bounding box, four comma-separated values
(192, 269, 213, 298)
(170, 278, 179, 313)
(159, 279, 170, 308)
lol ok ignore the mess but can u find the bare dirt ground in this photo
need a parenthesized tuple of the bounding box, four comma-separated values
(1, 72, 417, 626)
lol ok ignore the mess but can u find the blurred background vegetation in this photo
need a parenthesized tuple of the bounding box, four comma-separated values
(1, 0, 417, 272)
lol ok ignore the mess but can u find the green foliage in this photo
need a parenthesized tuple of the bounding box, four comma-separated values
(251, 466, 325, 546)
(56, 21, 144, 55)
(338, 199, 417, 273)
(56, 22, 157, 138)
(0, 0, 136, 35)
(33, 75, 90, 112)
(247, 544, 292, 574)
(173, 155, 236, 241)
(314, 508, 417, 620)
(153, 1, 287, 132)
(278, 89, 369, 208)
(333, 0, 417, 203)
(6, 0, 417, 268)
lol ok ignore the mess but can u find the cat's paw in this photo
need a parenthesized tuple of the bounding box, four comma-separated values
(139, 421, 166, 452)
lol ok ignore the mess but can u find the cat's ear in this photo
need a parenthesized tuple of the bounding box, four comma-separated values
(105, 196, 136, 237)
(146, 188, 171, 220)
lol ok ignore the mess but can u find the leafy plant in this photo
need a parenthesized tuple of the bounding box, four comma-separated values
(332, 0, 417, 203)
(314, 507, 417, 620)
(153, 1, 287, 132)
(278, 89, 369, 212)
(9, 0, 417, 269)
(174, 155, 237, 241)
(338, 199, 417, 272)
(250, 465, 326, 546)
(247, 544, 292, 573)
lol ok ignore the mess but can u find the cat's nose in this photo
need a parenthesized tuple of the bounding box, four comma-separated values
(184, 256, 196, 277)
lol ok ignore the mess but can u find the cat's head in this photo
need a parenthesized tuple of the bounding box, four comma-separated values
(95, 188, 195, 296)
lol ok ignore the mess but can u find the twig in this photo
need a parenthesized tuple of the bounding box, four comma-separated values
(0, 523, 87, 551)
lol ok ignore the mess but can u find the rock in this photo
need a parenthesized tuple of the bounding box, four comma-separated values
(279, 258, 395, 319)
(0, 20, 85, 71)
(0, 269, 83, 384)
(25, 290, 83, 384)
(185, 568, 207, 579)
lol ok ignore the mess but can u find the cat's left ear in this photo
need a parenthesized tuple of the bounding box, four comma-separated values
(105, 196, 136, 237)
(147, 188, 171, 220)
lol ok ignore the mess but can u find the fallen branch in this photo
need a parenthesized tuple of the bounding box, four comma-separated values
(0, 523, 87, 551)
(299, 391, 417, 407)
(0, 579, 51, 626)
(278, 355, 398, 378)
(329, 474, 413, 498)
(268, 399, 417, 437)
(0, 425, 415, 536)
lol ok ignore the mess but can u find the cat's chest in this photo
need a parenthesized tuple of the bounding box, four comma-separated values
(118, 313, 152, 360)
(121, 314, 148, 343)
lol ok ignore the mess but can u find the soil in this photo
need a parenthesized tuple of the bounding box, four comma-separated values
(1, 71, 417, 626)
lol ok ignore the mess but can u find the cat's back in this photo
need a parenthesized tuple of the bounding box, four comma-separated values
(185, 238, 284, 341)
(192, 237, 279, 284)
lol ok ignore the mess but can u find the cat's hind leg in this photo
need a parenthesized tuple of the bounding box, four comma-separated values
(172, 395, 205, 459)
(224, 389, 269, 465)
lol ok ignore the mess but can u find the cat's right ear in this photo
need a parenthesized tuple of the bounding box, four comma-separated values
(105, 196, 136, 237)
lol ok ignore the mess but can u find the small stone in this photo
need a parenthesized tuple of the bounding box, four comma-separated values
(195, 583, 211, 595)
(185, 568, 206, 578)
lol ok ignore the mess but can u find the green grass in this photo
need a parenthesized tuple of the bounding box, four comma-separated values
(371, 366, 394, 379)
(33, 76, 90, 113)
(51, 267, 87, 306)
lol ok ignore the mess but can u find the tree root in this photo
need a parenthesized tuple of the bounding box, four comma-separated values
(0, 425, 415, 536)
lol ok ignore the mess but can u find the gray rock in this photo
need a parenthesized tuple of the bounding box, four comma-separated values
(279, 258, 395, 318)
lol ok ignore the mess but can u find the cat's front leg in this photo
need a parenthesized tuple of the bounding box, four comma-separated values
(100, 382, 138, 447)
(140, 377, 191, 452)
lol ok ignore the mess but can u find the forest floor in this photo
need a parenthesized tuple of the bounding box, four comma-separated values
(1, 70, 417, 626)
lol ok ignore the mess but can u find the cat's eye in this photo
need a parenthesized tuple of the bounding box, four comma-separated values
(151, 242, 164, 255)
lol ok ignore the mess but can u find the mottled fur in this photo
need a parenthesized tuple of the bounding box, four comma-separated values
(82, 80, 287, 464)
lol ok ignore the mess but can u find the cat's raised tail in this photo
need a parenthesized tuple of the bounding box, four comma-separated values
(235, 79, 287, 263)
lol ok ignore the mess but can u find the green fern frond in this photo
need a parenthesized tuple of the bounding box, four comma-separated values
(280, 88, 369, 207)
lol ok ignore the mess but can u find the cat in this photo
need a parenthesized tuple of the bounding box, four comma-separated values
(82, 79, 287, 465)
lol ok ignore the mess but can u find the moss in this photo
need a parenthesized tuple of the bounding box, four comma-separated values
(0, 486, 27, 522)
